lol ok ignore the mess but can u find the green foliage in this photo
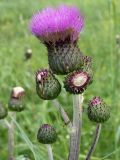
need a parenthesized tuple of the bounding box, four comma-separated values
(0, 0, 120, 159)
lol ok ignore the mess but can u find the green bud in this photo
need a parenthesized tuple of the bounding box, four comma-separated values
(0, 103, 8, 119)
(46, 39, 83, 75)
(37, 124, 57, 144)
(25, 48, 32, 60)
(88, 97, 110, 123)
(36, 69, 61, 100)
(8, 87, 25, 112)
(8, 98, 25, 112)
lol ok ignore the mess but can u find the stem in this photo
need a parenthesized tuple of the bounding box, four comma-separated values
(4, 119, 11, 128)
(86, 123, 102, 160)
(8, 112, 16, 160)
(46, 144, 54, 160)
(52, 100, 72, 129)
(68, 94, 83, 160)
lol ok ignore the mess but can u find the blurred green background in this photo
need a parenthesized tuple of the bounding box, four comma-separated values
(0, 0, 120, 159)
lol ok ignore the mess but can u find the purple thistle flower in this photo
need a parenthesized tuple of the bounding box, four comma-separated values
(29, 5, 85, 75)
(29, 5, 84, 43)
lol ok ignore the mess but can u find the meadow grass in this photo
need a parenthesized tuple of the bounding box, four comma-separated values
(0, 0, 120, 159)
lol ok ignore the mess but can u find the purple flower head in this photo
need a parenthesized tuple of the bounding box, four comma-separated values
(29, 5, 84, 43)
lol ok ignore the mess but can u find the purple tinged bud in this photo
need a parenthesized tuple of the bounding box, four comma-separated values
(89, 97, 102, 106)
(37, 124, 57, 144)
(36, 69, 61, 100)
(8, 87, 25, 112)
(88, 97, 110, 123)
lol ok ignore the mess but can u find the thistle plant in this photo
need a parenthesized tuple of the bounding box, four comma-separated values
(29, 4, 110, 160)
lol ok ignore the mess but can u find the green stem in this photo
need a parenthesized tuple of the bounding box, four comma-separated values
(52, 100, 72, 129)
(46, 144, 54, 160)
(86, 124, 102, 160)
(68, 94, 83, 160)
(8, 112, 16, 160)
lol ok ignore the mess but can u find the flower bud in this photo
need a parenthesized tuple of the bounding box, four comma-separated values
(36, 69, 61, 100)
(0, 103, 8, 119)
(47, 41, 84, 75)
(8, 87, 25, 112)
(37, 124, 57, 144)
(8, 98, 25, 112)
(64, 71, 91, 94)
(87, 97, 110, 123)
(25, 48, 32, 60)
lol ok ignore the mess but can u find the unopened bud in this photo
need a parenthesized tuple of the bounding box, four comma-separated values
(87, 97, 110, 123)
(8, 87, 25, 112)
(25, 48, 32, 60)
(36, 69, 61, 100)
(37, 124, 57, 144)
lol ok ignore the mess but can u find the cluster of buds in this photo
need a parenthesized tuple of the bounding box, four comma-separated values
(30, 5, 93, 98)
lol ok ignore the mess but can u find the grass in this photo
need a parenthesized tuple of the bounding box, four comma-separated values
(0, 0, 120, 159)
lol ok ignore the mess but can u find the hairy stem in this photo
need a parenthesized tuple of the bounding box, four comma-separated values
(68, 94, 83, 160)
(46, 144, 54, 160)
(86, 123, 102, 160)
(52, 100, 72, 129)
(8, 112, 16, 160)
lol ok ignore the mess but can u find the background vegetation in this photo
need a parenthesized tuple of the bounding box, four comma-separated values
(0, 0, 120, 159)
